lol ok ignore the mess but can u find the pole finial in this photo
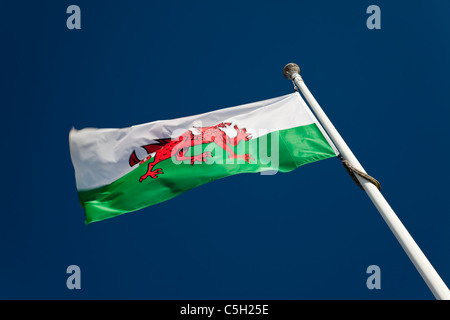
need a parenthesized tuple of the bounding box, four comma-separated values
(283, 63, 300, 80)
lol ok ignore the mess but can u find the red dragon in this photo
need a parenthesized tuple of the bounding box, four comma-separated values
(129, 122, 254, 182)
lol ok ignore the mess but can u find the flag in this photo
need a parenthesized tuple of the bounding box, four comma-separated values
(69, 93, 338, 223)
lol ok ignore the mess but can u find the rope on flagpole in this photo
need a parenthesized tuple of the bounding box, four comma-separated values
(291, 79, 298, 92)
(340, 155, 381, 191)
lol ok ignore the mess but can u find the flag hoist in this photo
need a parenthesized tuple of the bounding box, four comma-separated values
(283, 63, 450, 300)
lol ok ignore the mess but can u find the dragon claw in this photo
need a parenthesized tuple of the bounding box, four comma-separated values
(234, 125, 252, 142)
(228, 153, 254, 163)
(139, 168, 164, 182)
(243, 154, 255, 163)
(217, 122, 231, 128)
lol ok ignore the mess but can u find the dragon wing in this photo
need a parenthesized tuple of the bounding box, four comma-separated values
(129, 138, 172, 167)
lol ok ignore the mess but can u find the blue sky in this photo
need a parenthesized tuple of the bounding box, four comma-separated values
(1, 1, 450, 299)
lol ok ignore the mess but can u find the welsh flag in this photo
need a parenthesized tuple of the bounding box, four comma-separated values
(69, 93, 338, 223)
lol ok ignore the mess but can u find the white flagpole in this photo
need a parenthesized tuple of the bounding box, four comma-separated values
(283, 63, 450, 300)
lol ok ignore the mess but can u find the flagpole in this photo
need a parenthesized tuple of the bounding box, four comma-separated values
(283, 63, 450, 300)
